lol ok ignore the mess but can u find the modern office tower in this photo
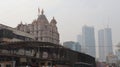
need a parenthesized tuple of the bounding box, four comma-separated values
(77, 35, 83, 44)
(98, 29, 106, 62)
(63, 41, 81, 52)
(98, 28, 113, 62)
(82, 25, 96, 58)
(104, 28, 113, 55)
(75, 42, 81, 52)
(77, 35, 86, 53)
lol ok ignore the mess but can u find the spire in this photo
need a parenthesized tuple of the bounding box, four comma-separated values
(20, 21, 23, 24)
(107, 16, 110, 28)
(50, 16, 57, 25)
(38, 8, 40, 15)
(41, 9, 44, 15)
(53, 16, 55, 20)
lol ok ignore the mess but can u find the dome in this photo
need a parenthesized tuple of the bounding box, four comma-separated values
(50, 17, 57, 25)
(37, 9, 49, 25)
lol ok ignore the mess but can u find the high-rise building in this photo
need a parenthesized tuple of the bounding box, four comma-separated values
(16, 9, 59, 44)
(98, 28, 113, 62)
(77, 35, 86, 53)
(63, 41, 81, 52)
(75, 42, 81, 52)
(77, 35, 82, 44)
(82, 25, 96, 58)
(98, 29, 106, 62)
(104, 28, 113, 55)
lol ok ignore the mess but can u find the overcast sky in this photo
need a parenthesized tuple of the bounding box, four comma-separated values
(0, 0, 120, 48)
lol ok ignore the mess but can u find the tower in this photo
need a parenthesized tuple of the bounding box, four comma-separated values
(98, 27, 113, 62)
(104, 28, 113, 55)
(82, 25, 96, 58)
(98, 29, 106, 62)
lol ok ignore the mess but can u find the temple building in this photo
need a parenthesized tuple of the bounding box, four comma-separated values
(16, 9, 60, 44)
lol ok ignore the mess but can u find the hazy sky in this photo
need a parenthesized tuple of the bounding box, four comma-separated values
(0, 0, 120, 48)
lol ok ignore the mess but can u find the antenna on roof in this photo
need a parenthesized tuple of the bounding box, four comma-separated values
(37, 0, 41, 15)
(107, 16, 110, 28)
(38, 8, 40, 15)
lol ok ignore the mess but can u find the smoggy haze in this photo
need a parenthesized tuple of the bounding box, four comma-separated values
(0, 0, 120, 47)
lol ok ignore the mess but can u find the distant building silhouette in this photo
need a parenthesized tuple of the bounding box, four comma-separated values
(63, 41, 81, 52)
(82, 25, 96, 58)
(77, 35, 86, 53)
(16, 9, 59, 44)
(98, 28, 113, 62)
(104, 28, 113, 55)
(77, 35, 83, 45)
(98, 29, 106, 62)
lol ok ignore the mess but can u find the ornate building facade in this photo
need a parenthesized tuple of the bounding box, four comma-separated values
(16, 9, 59, 44)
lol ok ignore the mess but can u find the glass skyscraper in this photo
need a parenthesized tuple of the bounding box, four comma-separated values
(98, 28, 113, 62)
(104, 28, 113, 55)
(98, 29, 106, 62)
(82, 25, 96, 58)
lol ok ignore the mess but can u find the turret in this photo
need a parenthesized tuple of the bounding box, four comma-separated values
(41, 9, 44, 15)
(16, 21, 24, 30)
(50, 17, 57, 26)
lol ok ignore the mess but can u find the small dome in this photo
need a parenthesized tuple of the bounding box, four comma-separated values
(50, 17, 57, 25)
